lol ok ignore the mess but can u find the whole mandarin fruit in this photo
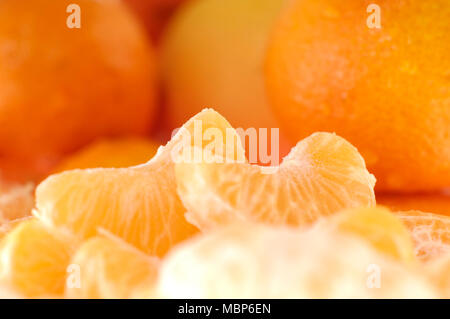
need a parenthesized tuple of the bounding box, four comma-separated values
(161, 0, 292, 160)
(265, 0, 450, 192)
(0, 0, 157, 183)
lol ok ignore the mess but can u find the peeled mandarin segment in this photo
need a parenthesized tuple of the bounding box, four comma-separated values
(176, 132, 376, 230)
(157, 223, 436, 298)
(0, 216, 32, 240)
(35, 109, 245, 257)
(395, 210, 450, 261)
(328, 207, 416, 263)
(66, 235, 159, 299)
(426, 253, 450, 298)
(0, 219, 74, 297)
(53, 137, 160, 173)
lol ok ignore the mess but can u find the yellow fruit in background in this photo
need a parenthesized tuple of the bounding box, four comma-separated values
(328, 207, 415, 263)
(53, 137, 160, 173)
(35, 109, 245, 257)
(66, 235, 159, 299)
(377, 193, 450, 217)
(176, 132, 375, 230)
(162, 0, 291, 159)
(0, 219, 74, 297)
(157, 223, 436, 298)
(426, 253, 450, 298)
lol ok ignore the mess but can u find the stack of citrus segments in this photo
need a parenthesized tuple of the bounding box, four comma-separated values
(0, 0, 449, 299)
(0, 109, 448, 298)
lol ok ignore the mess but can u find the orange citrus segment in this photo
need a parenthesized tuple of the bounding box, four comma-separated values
(53, 137, 160, 173)
(426, 253, 450, 298)
(0, 216, 32, 240)
(157, 223, 436, 298)
(327, 207, 415, 263)
(35, 109, 245, 257)
(395, 210, 450, 261)
(176, 132, 376, 230)
(0, 219, 74, 297)
(66, 234, 159, 299)
(377, 193, 450, 217)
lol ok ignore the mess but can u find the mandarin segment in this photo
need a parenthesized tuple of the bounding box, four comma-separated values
(176, 132, 376, 230)
(426, 253, 450, 298)
(395, 210, 450, 261)
(328, 207, 416, 263)
(0, 219, 74, 297)
(53, 138, 160, 173)
(157, 223, 436, 298)
(35, 109, 245, 257)
(66, 235, 159, 299)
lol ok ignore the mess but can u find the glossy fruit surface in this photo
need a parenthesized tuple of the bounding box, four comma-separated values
(265, 0, 450, 191)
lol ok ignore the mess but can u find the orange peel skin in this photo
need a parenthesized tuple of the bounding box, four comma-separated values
(157, 223, 437, 298)
(327, 206, 416, 264)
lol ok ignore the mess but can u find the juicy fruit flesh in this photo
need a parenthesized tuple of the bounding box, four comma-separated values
(157, 223, 436, 298)
(0, 0, 157, 183)
(396, 210, 450, 261)
(328, 207, 416, 263)
(176, 132, 376, 230)
(0, 219, 74, 297)
(35, 109, 244, 257)
(66, 235, 159, 299)
(426, 254, 450, 298)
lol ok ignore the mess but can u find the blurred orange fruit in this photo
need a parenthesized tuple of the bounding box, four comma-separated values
(265, 0, 450, 192)
(124, 0, 186, 43)
(176, 132, 376, 230)
(0, 0, 157, 183)
(53, 137, 160, 173)
(328, 207, 415, 263)
(66, 234, 159, 299)
(158, 223, 436, 298)
(35, 109, 244, 257)
(395, 210, 450, 261)
(0, 182, 34, 222)
(0, 219, 74, 297)
(378, 193, 450, 217)
(162, 0, 291, 160)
